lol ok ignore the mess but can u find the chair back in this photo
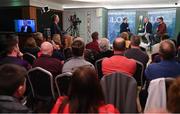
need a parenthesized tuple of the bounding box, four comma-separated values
(133, 60, 145, 86)
(95, 58, 104, 80)
(100, 72, 137, 113)
(55, 72, 72, 96)
(27, 67, 55, 99)
(23, 52, 36, 65)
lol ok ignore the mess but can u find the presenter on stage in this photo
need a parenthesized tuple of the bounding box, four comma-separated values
(142, 17, 152, 45)
(51, 14, 61, 35)
(157, 17, 167, 36)
(120, 17, 130, 33)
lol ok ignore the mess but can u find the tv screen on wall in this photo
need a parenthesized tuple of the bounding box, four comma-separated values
(14, 19, 36, 33)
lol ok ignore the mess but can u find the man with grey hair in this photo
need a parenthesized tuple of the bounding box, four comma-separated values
(145, 39, 180, 81)
(97, 38, 113, 60)
(33, 41, 62, 77)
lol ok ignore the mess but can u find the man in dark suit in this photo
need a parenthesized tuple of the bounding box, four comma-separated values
(51, 14, 61, 35)
(21, 20, 32, 33)
(143, 17, 152, 45)
(120, 17, 130, 33)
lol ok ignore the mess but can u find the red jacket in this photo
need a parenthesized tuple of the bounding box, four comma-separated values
(157, 22, 167, 35)
(51, 96, 120, 113)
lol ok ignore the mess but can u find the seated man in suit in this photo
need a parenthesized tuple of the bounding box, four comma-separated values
(145, 40, 180, 81)
(102, 37, 136, 76)
(0, 64, 31, 113)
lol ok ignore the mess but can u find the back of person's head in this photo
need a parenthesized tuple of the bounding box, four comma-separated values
(91, 32, 99, 40)
(120, 32, 129, 40)
(131, 35, 141, 46)
(99, 38, 110, 52)
(33, 32, 44, 47)
(0, 34, 19, 56)
(159, 39, 176, 60)
(64, 35, 73, 48)
(71, 40, 85, 57)
(161, 34, 169, 41)
(52, 34, 61, 45)
(0, 64, 27, 97)
(63, 47, 72, 60)
(167, 77, 180, 113)
(25, 36, 37, 48)
(68, 66, 104, 113)
(40, 41, 54, 56)
(113, 37, 126, 52)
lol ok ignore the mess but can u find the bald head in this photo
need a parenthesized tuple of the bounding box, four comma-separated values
(41, 42, 53, 56)
(113, 37, 126, 51)
(159, 40, 176, 60)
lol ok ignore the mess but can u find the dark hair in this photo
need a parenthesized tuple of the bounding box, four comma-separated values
(71, 40, 85, 57)
(0, 64, 27, 95)
(123, 17, 127, 21)
(158, 17, 163, 21)
(91, 32, 99, 40)
(0, 34, 19, 56)
(113, 38, 126, 51)
(131, 35, 140, 46)
(64, 47, 72, 60)
(66, 66, 104, 113)
(161, 34, 169, 41)
(167, 77, 180, 113)
(159, 40, 176, 60)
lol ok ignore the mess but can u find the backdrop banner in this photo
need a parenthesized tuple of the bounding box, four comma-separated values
(148, 8, 176, 38)
(108, 10, 136, 43)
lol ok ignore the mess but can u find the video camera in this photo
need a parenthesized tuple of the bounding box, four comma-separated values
(70, 14, 81, 27)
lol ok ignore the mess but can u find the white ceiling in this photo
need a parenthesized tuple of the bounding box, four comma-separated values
(49, 0, 180, 9)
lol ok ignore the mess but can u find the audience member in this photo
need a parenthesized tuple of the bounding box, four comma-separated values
(86, 32, 100, 53)
(102, 38, 136, 76)
(120, 32, 131, 48)
(97, 38, 113, 60)
(167, 77, 180, 113)
(125, 35, 149, 67)
(0, 64, 31, 113)
(151, 34, 169, 54)
(22, 36, 40, 57)
(62, 39, 94, 73)
(52, 34, 64, 61)
(63, 35, 73, 61)
(145, 40, 180, 81)
(51, 66, 119, 113)
(0, 34, 30, 70)
(33, 32, 44, 48)
(33, 41, 62, 77)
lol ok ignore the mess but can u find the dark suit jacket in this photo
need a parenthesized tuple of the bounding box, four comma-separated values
(21, 25, 32, 33)
(51, 23, 61, 35)
(143, 22, 152, 34)
(120, 22, 130, 33)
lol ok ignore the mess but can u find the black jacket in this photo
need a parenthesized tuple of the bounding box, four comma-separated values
(120, 22, 130, 33)
(0, 95, 31, 113)
(51, 23, 61, 35)
(143, 22, 152, 34)
(21, 25, 32, 33)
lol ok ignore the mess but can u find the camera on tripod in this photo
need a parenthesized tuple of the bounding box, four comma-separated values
(66, 14, 82, 37)
(70, 14, 81, 27)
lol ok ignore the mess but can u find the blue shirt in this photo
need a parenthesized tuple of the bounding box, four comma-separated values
(145, 59, 180, 80)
